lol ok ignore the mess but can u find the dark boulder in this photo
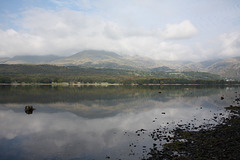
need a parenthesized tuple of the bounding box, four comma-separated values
(25, 106, 35, 114)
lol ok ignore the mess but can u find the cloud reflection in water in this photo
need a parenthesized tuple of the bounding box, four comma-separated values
(0, 86, 234, 160)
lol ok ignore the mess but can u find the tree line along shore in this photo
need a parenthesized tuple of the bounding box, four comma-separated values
(0, 64, 239, 85)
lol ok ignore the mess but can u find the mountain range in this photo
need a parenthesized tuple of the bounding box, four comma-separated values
(1, 50, 239, 80)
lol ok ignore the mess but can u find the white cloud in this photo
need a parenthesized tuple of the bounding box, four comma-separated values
(0, 8, 201, 61)
(0, 96, 227, 158)
(219, 32, 240, 58)
(103, 22, 123, 40)
(162, 20, 198, 40)
(0, 29, 44, 56)
(0, 0, 239, 62)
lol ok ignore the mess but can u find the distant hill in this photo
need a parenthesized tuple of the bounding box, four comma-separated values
(178, 57, 240, 80)
(3, 55, 63, 64)
(206, 57, 240, 80)
(52, 50, 132, 68)
(69, 50, 121, 59)
(52, 50, 159, 69)
(0, 57, 10, 63)
(0, 50, 239, 80)
(51, 50, 188, 70)
(151, 66, 174, 72)
(0, 50, 197, 70)
(179, 59, 223, 71)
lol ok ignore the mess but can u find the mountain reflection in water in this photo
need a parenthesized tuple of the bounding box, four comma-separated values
(0, 85, 237, 160)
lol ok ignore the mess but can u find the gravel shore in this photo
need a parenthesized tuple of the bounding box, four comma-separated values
(144, 96, 240, 160)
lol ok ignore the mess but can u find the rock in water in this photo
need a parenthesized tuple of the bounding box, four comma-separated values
(25, 106, 35, 114)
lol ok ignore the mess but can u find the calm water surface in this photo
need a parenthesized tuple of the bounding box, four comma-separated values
(0, 85, 239, 160)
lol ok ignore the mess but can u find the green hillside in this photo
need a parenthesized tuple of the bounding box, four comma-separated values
(0, 64, 234, 85)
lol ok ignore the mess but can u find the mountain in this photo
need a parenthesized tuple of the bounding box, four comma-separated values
(178, 59, 223, 71)
(52, 50, 127, 67)
(51, 50, 189, 70)
(178, 57, 240, 80)
(0, 50, 239, 80)
(151, 66, 174, 72)
(52, 52, 240, 80)
(0, 50, 196, 70)
(206, 57, 240, 80)
(52, 50, 160, 69)
(3, 55, 63, 64)
(0, 50, 185, 69)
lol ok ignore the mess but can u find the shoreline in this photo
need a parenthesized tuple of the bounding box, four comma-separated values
(1, 82, 240, 86)
(144, 101, 240, 159)
(0, 82, 122, 86)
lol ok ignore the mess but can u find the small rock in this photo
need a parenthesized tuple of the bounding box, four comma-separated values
(25, 105, 36, 114)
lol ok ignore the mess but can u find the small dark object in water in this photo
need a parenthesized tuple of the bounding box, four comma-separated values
(158, 91, 162, 93)
(221, 96, 224, 100)
(162, 112, 165, 114)
(136, 129, 147, 133)
(25, 105, 35, 114)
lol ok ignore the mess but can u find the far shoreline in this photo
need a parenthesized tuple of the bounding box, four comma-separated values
(1, 82, 240, 86)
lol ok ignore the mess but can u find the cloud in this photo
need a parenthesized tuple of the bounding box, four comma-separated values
(0, 8, 200, 61)
(186, 31, 240, 61)
(0, 0, 239, 62)
(0, 29, 44, 56)
(0, 96, 227, 158)
(162, 20, 198, 40)
(219, 31, 240, 58)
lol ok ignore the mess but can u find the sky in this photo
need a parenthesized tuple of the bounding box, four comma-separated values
(0, 0, 239, 61)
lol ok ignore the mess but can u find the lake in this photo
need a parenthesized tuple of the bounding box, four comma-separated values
(0, 85, 239, 160)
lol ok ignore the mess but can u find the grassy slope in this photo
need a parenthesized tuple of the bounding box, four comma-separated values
(0, 64, 233, 84)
